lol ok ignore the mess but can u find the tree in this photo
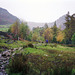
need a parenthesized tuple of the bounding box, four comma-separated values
(9, 20, 20, 40)
(51, 21, 58, 43)
(8, 20, 30, 40)
(52, 21, 58, 36)
(11, 20, 20, 35)
(43, 28, 53, 42)
(19, 22, 30, 40)
(44, 23, 48, 29)
(32, 32, 38, 41)
(56, 31, 64, 43)
(64, 12, 75, 44)
(71, 33, 75, 44)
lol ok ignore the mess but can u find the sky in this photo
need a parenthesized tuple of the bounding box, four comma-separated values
(0, 0, 75, 23)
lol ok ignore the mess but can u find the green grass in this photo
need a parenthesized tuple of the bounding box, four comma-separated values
(22, 47, 48, 56)
(37, 44, 75, 52)
(0, 28, 9, 32)
(0, 24, 11, 32)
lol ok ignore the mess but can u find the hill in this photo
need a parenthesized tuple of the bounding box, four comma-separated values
(0, 7, 19, 25)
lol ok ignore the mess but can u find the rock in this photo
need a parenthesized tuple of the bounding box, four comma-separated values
(12, 53, 16, 57)
(44, 54, 48, 56)
(0, 54, 1, 58)
(18, 47, 23, 50)
(58, 54, 62, 56)
(0, 72, 3, 75)
(2, 51, 11, 56)
(13, 48, 18, 51)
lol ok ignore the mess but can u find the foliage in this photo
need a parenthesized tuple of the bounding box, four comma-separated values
(56, 31, 64, 42)
(27, 43, 34, 48)
(8, 53, 29, 75)
(8, 21, 30, 40)
(19, 22, 30, 40)
(32, 27, 45, 42)
(71, 33, 75, 44)
(52, 21, 58, 36)
(32, 32, 38, 41)
(44, 23, 48, 29)
(52, 35, 57, 43)
(64, 12, 75, 44)
(43, 28, 53, 42)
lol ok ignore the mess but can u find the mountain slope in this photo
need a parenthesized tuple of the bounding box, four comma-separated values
(0, 8, 19, 25)
(27, 15, 66, 30)
(48, 15, 66, 30)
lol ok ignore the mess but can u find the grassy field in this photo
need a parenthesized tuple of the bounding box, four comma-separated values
(0, 25, 11, 32)
(0, 37, 75, 75)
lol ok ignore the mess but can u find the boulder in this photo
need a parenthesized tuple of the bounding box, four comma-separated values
(2, 51, 11, 56)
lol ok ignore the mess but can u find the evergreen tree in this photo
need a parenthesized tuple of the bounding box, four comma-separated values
(44, 23, 48, 29)
(52, 21, 58, 36)
(71, 33, 75, 44)
(52, 21, 58, 43)
(64, 12, 75, 44)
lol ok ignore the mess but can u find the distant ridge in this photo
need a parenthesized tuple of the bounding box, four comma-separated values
(0, 7, 19, 25)
(27, 15, 66, 30)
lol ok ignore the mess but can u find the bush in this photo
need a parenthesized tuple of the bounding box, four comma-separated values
(8, 53, 29, 75)
(23, 45, 28, 48)
(27, 43, 34, 48)
(71, 33, 75, 44)
(67, 44, 75, 47)
(50, 43, 57, 48)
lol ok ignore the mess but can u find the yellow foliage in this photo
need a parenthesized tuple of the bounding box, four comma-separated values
(56, 31, 64, 42)
(43, 28, 53, 42)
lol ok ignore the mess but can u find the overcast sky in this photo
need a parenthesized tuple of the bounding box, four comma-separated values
(0, 0, 75, 23)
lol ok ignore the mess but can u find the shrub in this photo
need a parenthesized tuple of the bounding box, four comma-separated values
(50, 43, 57, 48)
(8, 53, 29, 75)
(71, 33, 75, 44)
(27, 43, 34, 48)
(23, 45, 28, 48)
(67, 44, 75, 47)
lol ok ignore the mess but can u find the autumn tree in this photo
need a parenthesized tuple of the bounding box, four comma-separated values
(8, 20, 20, 40)
(43, 28, 53, 42)
(8, 20, 30, 40)
(56, 31, 64, 43)
(19, 22, 30, 40)
(11, 20, 20, 35)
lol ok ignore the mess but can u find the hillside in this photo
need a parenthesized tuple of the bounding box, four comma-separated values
(0, 8, 19, 25)
(48, 15, 66, 30)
